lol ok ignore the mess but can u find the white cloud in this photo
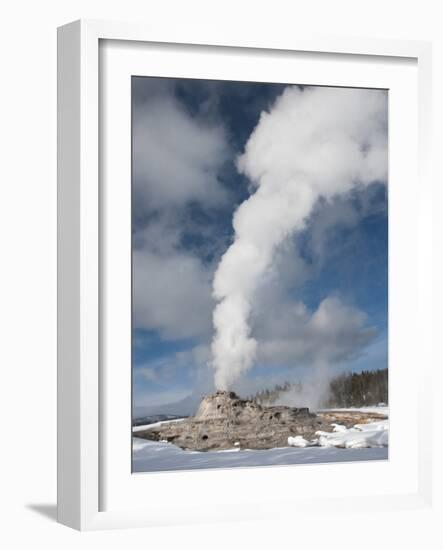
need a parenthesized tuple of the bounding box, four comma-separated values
(133, 247, 214, 340)
(136, 367, 158, 382)
(254, 296, 376, 367)
(135, 344, 212, 383)
(133, 94, 228, 209)
(131, 87, 232, 340)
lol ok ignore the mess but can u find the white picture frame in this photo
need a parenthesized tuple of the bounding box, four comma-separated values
(57, 19, 433, 531)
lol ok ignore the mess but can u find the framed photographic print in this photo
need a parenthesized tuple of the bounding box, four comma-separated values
(57, 20, 433, 530)
(131, 77, 390, 473)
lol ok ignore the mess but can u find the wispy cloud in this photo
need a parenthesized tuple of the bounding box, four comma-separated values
(133, 93, 229, 210)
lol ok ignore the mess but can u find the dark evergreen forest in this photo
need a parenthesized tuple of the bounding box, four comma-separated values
(251, 369, 388, 408)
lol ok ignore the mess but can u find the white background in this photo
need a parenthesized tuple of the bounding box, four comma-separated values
(0, 1, 442, 548)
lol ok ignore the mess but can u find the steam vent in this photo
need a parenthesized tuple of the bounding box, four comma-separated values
(137, 390, 333, 451)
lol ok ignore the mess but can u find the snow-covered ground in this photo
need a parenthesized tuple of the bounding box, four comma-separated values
(132, 407, 389, 473)
(132, 437, 387, 472)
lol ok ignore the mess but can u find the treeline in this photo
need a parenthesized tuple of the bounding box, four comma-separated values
(250, 368, 388, 408)
(250, 381, 293, 404)
(324, 369, 388, 408)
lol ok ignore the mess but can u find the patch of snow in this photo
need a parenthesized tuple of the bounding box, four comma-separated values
(354, 420, 388, 432)
(331, 423, 348, 433)
(321, 406, 389, 416)
(316, 419, 389, 449)
(288, 436, 309, 448)
(132, 417, 186, 432)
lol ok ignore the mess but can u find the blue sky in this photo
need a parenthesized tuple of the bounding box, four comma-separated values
(132, 77, 388, 414)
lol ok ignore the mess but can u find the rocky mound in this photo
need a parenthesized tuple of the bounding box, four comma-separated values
(136, 390, 336, 451)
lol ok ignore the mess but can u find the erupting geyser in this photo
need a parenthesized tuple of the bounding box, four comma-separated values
(136, 390, 387, 452)
(210, 86, 388, 390)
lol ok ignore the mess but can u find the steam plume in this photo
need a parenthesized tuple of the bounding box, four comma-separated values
(211, 86, 387, 390)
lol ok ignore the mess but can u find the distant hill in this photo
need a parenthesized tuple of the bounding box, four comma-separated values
(133, 392, 203, 421)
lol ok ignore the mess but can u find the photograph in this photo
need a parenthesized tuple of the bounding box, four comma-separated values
(131, 76, 389, 473)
